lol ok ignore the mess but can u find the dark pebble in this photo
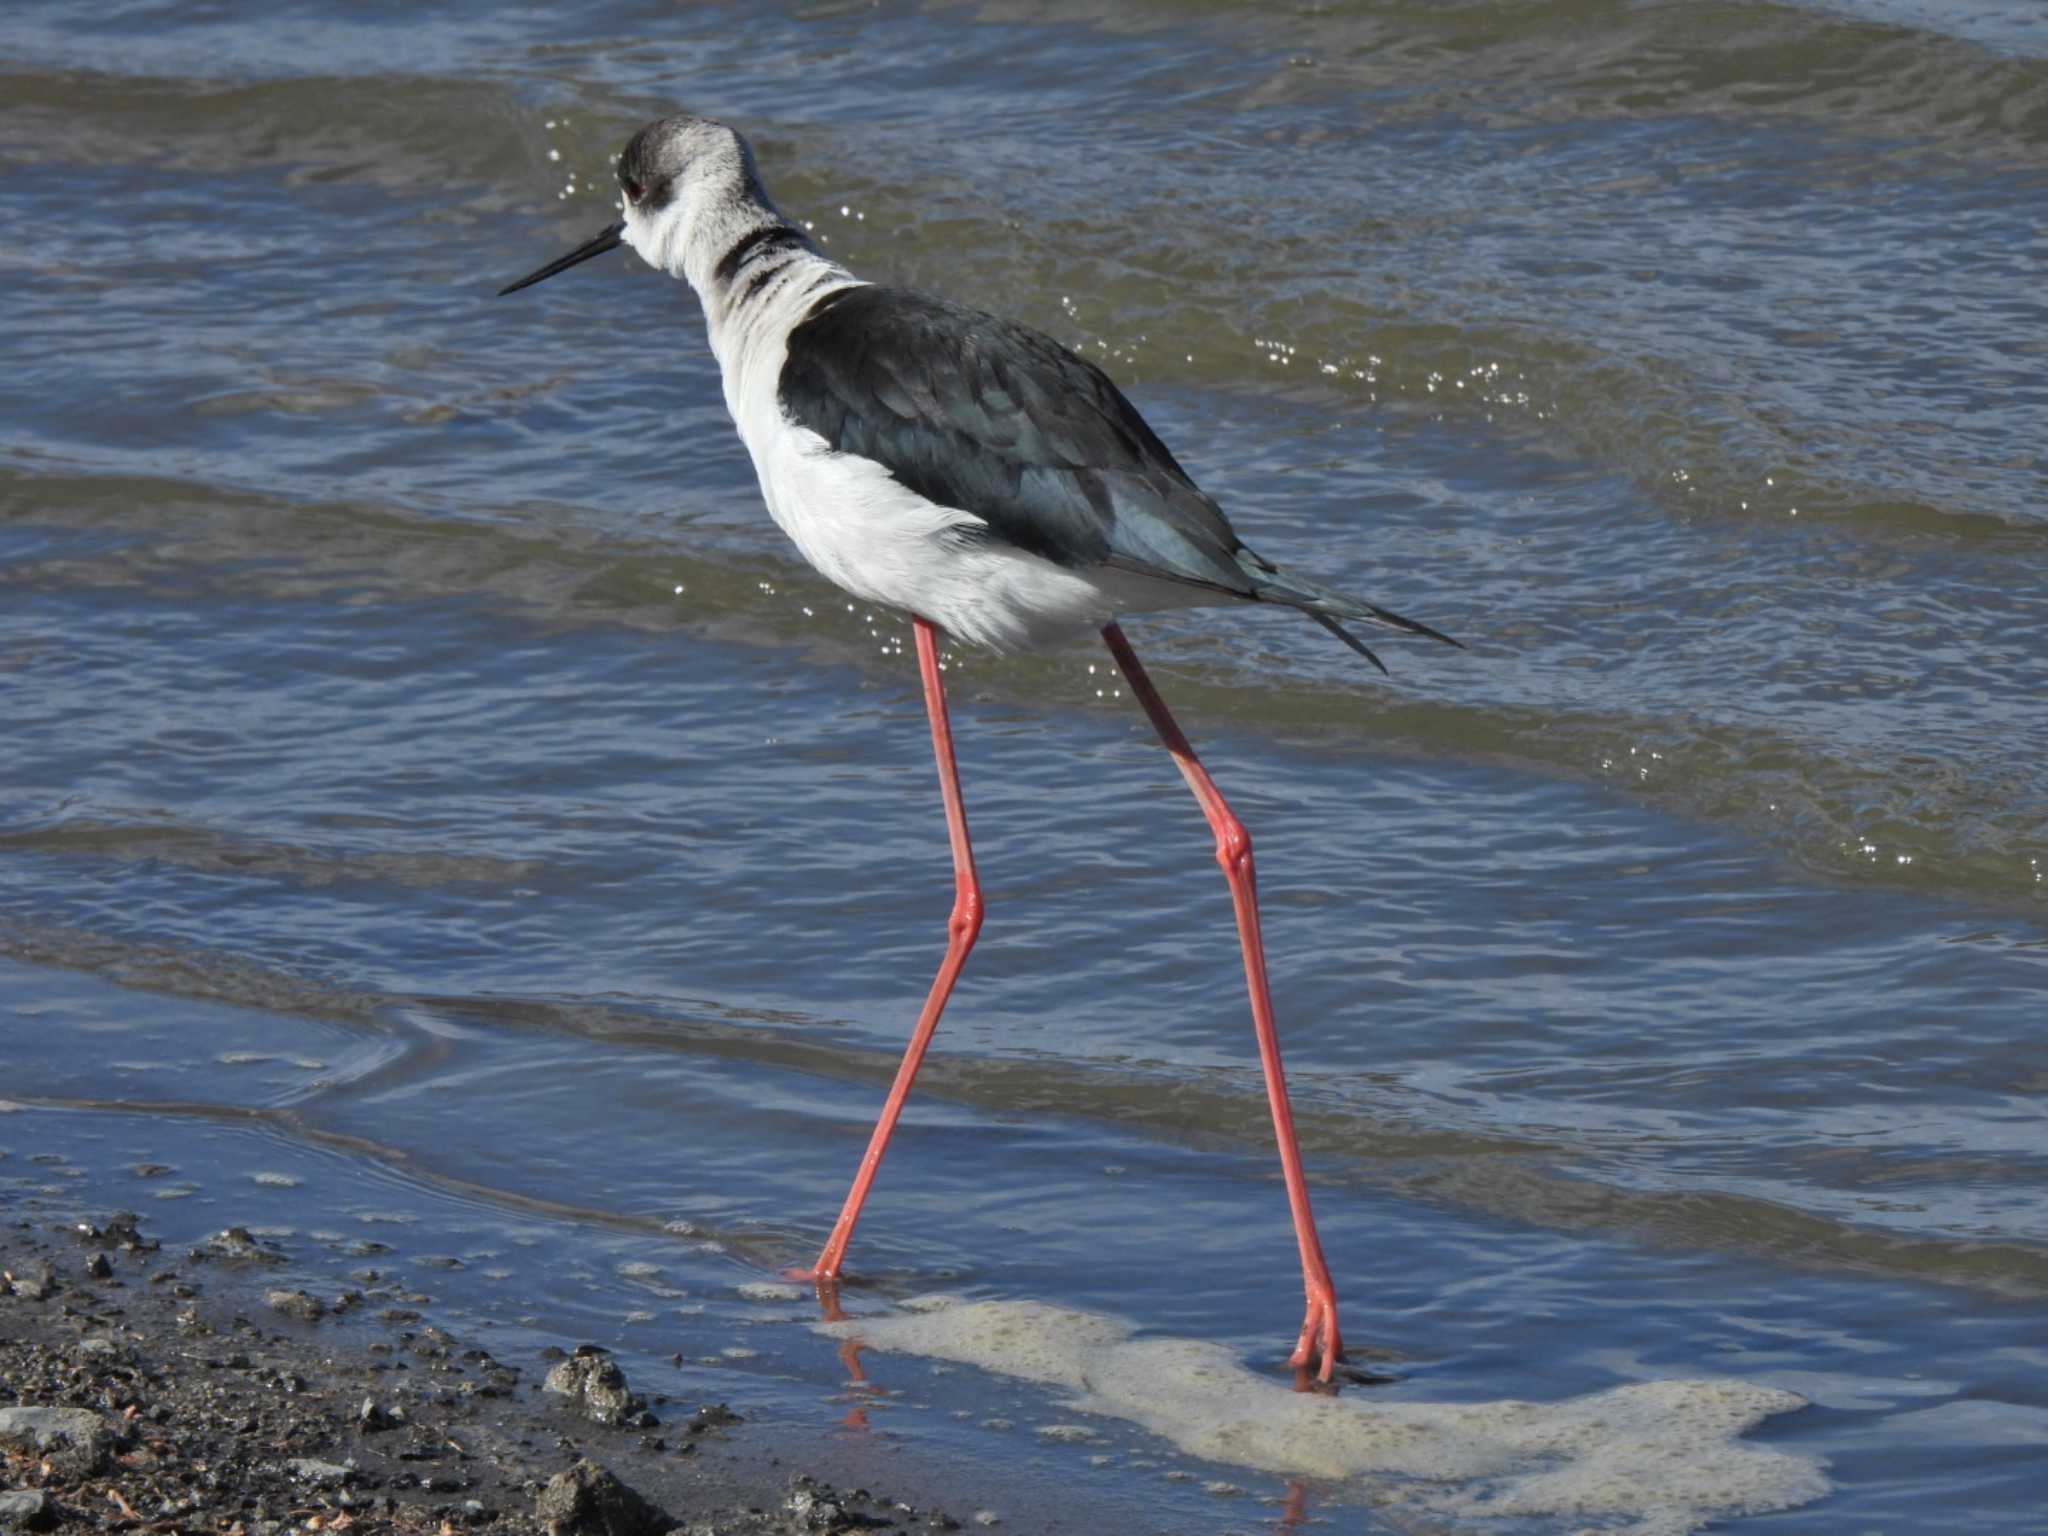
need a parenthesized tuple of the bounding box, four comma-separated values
(78, 1211, 157, 1252)
(197, 1227, 286, 1265)
(0, 1405, 118, 1476)
(0, 1488, 52, 1531)
(265, 1288, 326, 1322)
(5, 1258, 58, 1300)
(533, 1458, 669, 1536)
(357, 1397, 401, 1433)
(685, 1403, 743, 1434)
(544, 1351, 655, 1429)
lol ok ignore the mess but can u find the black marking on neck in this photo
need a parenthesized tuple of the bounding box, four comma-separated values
(740, 263, 788, 306)
(712, 224, 807, 287)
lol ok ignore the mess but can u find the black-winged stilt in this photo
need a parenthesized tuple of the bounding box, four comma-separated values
(500, 115, 1458, 1381)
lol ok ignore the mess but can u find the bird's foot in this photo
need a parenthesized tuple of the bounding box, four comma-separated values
(1287, 1284, 1343, 1387)
(782, 1263, 847, 1321)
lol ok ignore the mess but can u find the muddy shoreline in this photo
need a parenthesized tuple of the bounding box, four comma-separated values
(0, 1202, 995, 1536)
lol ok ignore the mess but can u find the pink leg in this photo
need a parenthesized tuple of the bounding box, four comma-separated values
(798, 617, 983, 1288)
(1101, 621, 1343, 1381)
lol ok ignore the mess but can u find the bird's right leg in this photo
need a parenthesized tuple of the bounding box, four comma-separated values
(1101, 622, 1343, 1382)
(795, 617, 983, 1294)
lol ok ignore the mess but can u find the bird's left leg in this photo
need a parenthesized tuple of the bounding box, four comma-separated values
(797, 617, 983, 1294)
(1101, 622, 1343, 1382)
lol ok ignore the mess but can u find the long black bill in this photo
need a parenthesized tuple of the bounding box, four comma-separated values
(497, 220, 627, 297)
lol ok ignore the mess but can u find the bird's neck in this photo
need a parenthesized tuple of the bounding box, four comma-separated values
(665, 191, 840, 321)
(665, 190, 859, 406)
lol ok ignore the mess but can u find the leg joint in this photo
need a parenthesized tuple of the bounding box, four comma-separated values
(949, 886, 985, 947)
(1213, 814, 1254, 880)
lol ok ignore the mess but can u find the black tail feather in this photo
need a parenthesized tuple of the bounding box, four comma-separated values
(1234, 544, 1462, 664)
(1349, 600, 1463, 651)
(1310, 613, 1390, 676)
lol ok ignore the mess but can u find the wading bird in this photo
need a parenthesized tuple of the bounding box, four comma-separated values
(500, 115, 1457, 1380)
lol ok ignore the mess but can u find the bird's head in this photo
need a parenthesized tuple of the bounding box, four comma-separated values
(497, 115, 763, 297)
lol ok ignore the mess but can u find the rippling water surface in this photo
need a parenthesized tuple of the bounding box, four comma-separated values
(4, 2, 2046, 1530)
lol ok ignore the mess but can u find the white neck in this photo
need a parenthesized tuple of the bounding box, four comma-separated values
(625, 164, 861, 385)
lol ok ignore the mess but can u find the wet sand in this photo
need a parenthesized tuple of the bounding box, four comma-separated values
(0, 1195, 999, 1536)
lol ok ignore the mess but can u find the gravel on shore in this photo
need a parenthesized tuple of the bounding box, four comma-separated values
(0, 1212, 973, 1536)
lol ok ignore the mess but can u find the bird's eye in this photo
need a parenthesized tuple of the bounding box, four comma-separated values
(622, 176, 645, 204)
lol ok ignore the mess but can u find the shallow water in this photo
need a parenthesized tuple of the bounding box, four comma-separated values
(3, 0, 2046, 1529)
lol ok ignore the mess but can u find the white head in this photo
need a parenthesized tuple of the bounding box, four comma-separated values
(497, 114, 777, 298)
(616, 116, 773, 283)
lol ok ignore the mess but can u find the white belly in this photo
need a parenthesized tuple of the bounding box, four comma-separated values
(755, 420, 1124, 651)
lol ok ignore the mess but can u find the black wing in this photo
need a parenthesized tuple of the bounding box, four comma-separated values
(777, 286, 1256, 597)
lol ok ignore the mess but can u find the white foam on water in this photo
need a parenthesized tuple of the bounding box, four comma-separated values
(821, 1298, 1829, 1535)
(735, 1280, 807, 1302)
